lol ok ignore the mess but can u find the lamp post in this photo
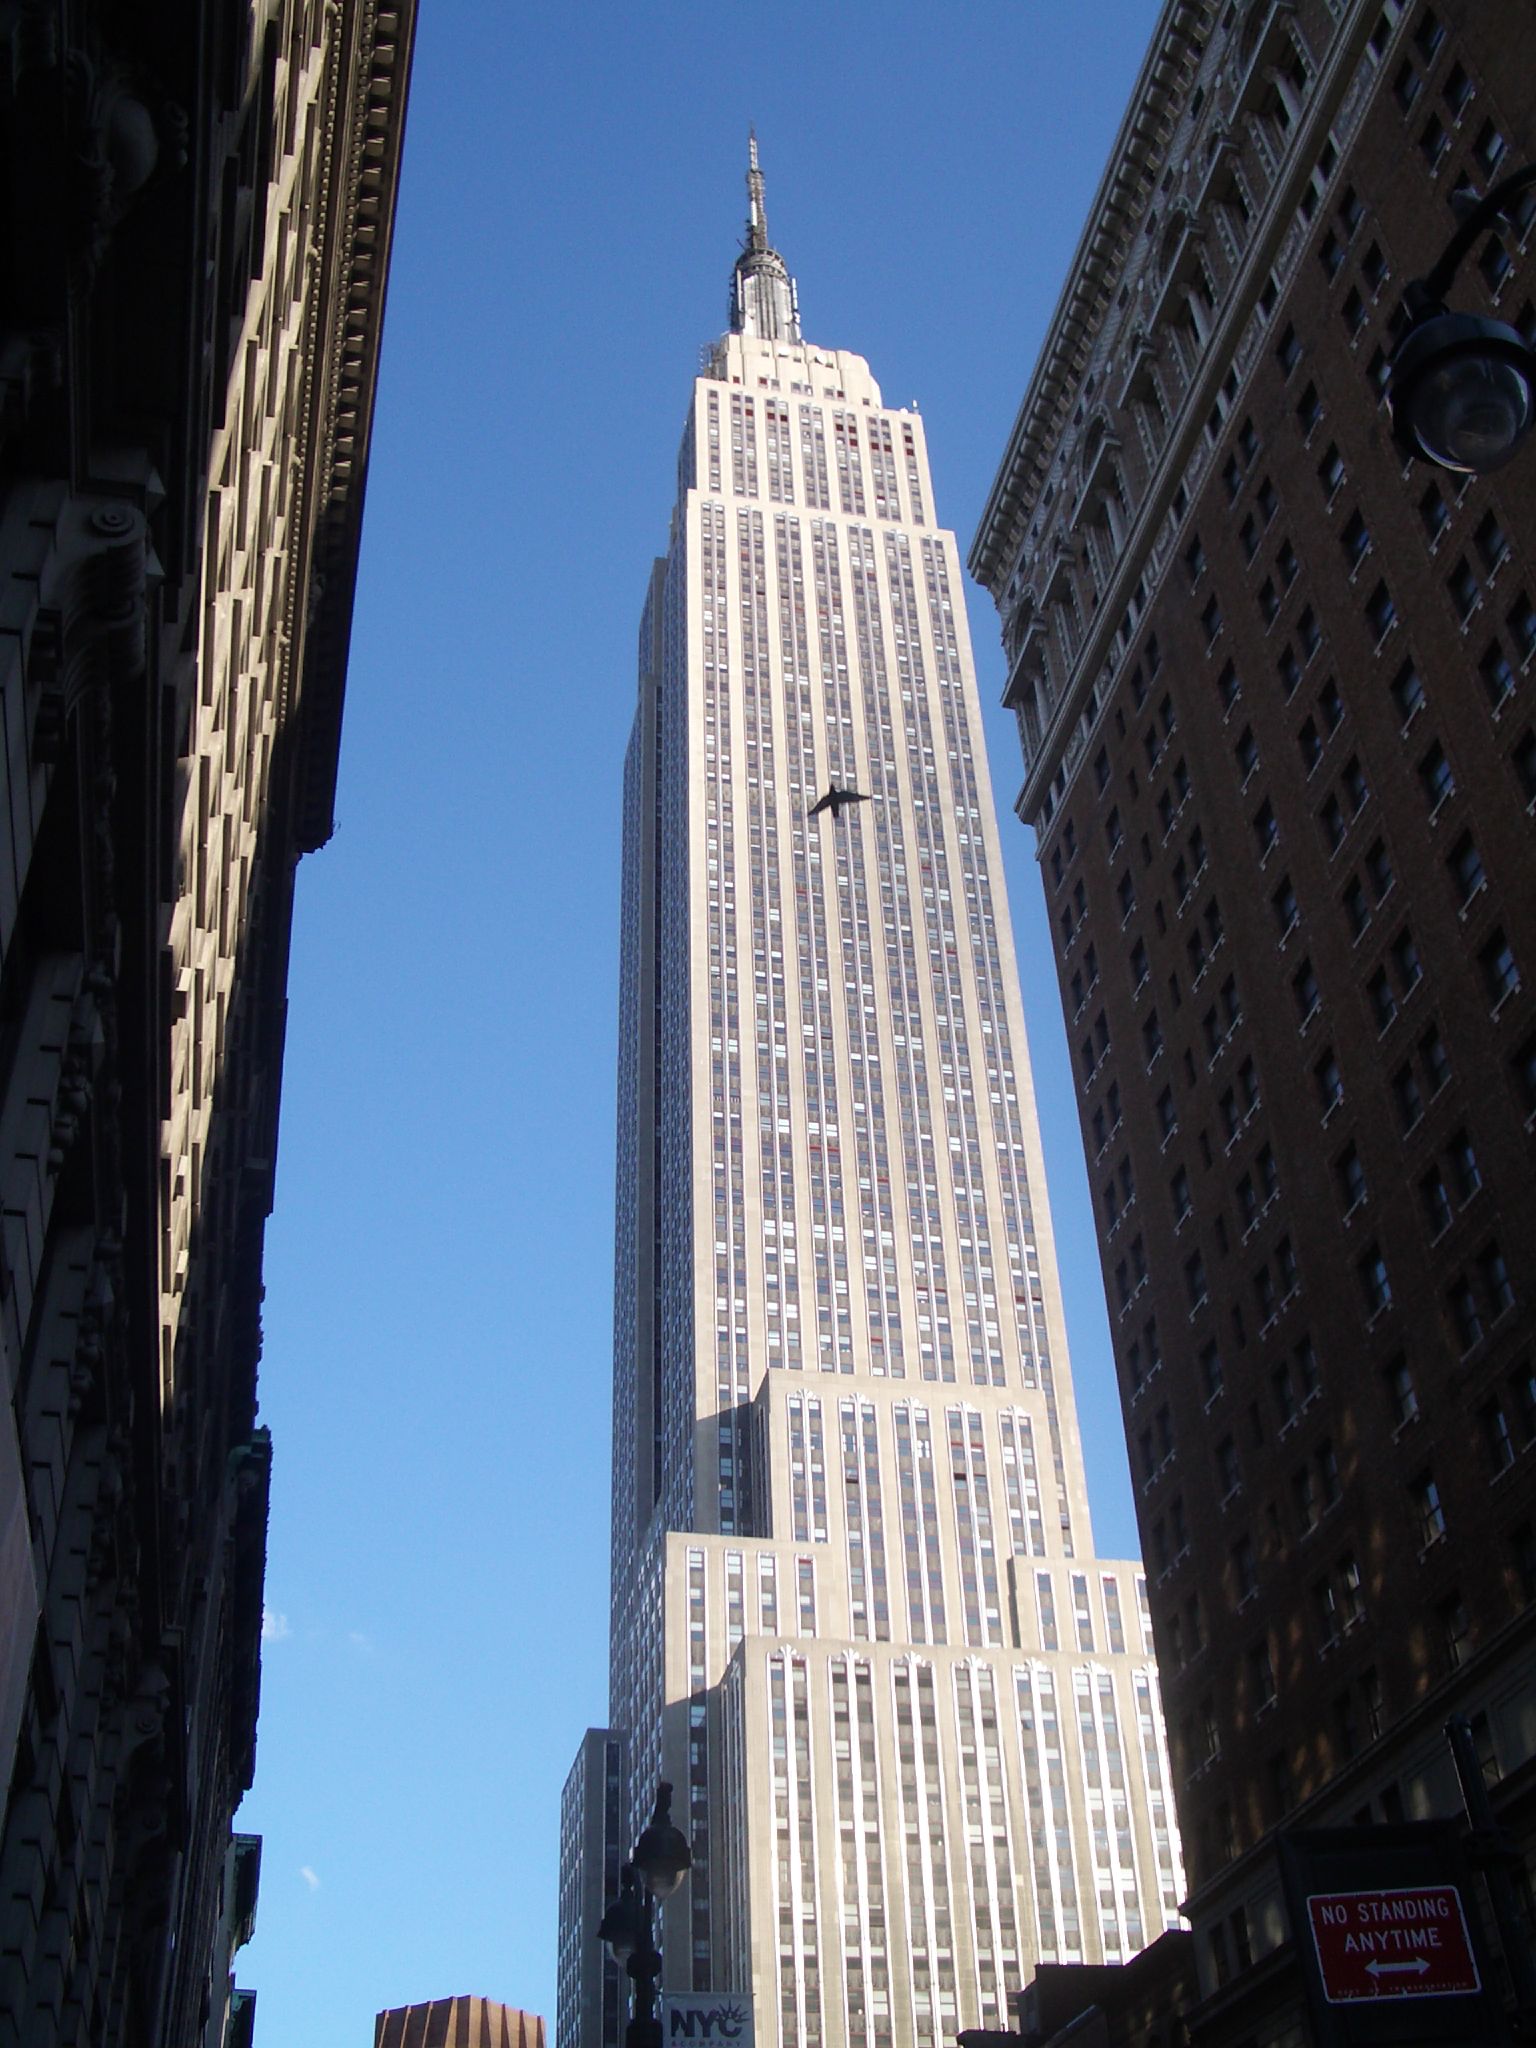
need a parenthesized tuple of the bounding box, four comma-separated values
(1387, 162, 1536, 473)
(597, 1781, 692, 2048)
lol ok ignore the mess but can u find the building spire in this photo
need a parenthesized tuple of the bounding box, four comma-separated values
(730, 130, 800, 343)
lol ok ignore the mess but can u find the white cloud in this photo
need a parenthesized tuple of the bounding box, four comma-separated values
(262, 1608, 292, 1644)
(300, 1866, 321, 1892)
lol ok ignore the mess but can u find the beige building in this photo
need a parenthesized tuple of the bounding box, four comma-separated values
(0, 4, 413, 2042)
(558, 145, 1185, 2048)
(971, 0, 1536, 2036)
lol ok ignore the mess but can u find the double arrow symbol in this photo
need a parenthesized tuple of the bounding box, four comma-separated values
(1365, 1957, 1431, 1979)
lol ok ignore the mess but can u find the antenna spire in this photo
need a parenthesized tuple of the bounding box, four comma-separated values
(730, 131, 800, 342)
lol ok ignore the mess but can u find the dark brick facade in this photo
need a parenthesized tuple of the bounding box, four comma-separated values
(975, 0, 1536, 2027)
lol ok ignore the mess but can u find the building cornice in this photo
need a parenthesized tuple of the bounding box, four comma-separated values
(969, 0, 1216, 594)
(291, 0, 417, 855)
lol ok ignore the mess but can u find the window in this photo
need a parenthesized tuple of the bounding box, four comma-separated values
(1391, 928, 1422, 993)
(1157, 1085, 1177, 1142)
(1442, 61, 1471, 114)
(1293, 958, 1320, 1023)
(1419, 741, 1454, 809)
(1439, 1592, 1471, 1672)
(1366, 580, 1396, 642)
(1342, 755, 1368, 814)
(1343, 876, 1370, 939)
(1341, 510, 1369, 569)
(1475, 510, 1509, 574)
(1420, 1166, 1453, 1237)
(1419, 481, 1449, 542)
(1117, 871, 1136, 922)
(1359, 1246, 1391, 1315)
(1318, 443, 1344, 495)
(1449, 1128, 1481, 1200)
(1413, 1471, 1447, 1547)
(1421, 1025, 1451, 1094)
(1336, 1143, 1366, 1210)
(1480, 1242, 1515, 1318)
(1233, 1533, 1258, 1603)
(1449, 556, 1479, 622)
(1450, 1274, 1483, 1352)
(1299, 716, 1323, 771)
(1216, 660, 1240, 712)
(1296, 382, 1322, 436)
(1448, 831, 1485, 906)
(1481, 927, 1520, 1005)
(1393, 1062, 1423, 1133)
(1386, 1356, 1418, 1428)
(1259, 577, 1279, 625)
(1171, 1165, 1191, 1223)
(1130, 936, 1149, 989)
(1105, 804, 1123, 854)
(1315, 1048, 1342, 1113)
(1185, 535, 1207, 586)
(1474, 120, 1506, 177)
(1278, 645, 1302, 697)
(1365, 838, 1394, 900)
(1253, 798, 1277, 857)
(1368, 966, 1396, 1031)
(1391, 659, 1425, 724)
(1418, 112, 1449, 168)
(1276, 323, 1301, 375)
(1217, 1436, 1241, 1499)
(1483, 1399, 1516, 1473)
(1202, 594, 1223, 646)
(1235, 725, 1259, 781)
(1186, 1250, 1208, 1311)
(1480, 641, 1515, 709)
(1272, 875, 1299, 935)
(1143, 1011, 1164, 1067)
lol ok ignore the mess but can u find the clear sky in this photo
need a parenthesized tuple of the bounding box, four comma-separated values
(240, 4, 1164, 2041)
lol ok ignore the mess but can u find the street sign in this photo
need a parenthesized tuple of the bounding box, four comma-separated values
(1306, 1885, 1482, 2004)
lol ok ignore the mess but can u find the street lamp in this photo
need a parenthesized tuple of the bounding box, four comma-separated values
(597, 1781, 692, 2048)
(1387, 163, 1536, 473)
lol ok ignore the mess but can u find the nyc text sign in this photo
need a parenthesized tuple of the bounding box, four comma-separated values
(660, 1994, 753, 2045)
(1306, 1886, 1481, 2004)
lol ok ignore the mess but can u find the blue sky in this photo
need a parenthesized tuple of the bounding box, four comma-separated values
(240, 4, 1163, 2040)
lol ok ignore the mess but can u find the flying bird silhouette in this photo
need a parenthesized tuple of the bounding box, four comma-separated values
(808, 782, 872, 820)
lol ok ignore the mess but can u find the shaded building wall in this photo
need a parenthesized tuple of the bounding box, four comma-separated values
(973, 0, 1536, 2030)
(0, 3, 413, 2042)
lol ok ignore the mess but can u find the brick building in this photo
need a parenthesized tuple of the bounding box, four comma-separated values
(971, 0, 1536, 2035)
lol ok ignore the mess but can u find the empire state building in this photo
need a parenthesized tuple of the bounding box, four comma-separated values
(556, 145, 1184, 2048)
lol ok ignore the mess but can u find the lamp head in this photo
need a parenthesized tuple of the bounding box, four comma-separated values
(596, 1864, 645, 1962)
(1388, 307, 1536, 474)
(633, 1781, 692, 1901)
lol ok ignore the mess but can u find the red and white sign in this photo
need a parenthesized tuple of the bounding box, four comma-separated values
(1307, 1885, 1481, 2003)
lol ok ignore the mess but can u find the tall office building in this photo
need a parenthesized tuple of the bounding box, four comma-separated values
(971, 0, 1536, 2031)
(0, 4, 412, 2042)
(375, 1999, 547, 2048)
(558, 145, 1184, 2048)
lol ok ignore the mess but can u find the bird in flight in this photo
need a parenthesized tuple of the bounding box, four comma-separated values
(809, 782, 872, 820)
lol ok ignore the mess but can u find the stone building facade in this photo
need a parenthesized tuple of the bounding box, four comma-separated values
(0, 4, 413, 2042)
(972, 0, 1536, 2036)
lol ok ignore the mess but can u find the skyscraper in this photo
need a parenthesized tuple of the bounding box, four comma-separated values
(970, 0, 1536, 2028)
(558, 144, 1184, 2048)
